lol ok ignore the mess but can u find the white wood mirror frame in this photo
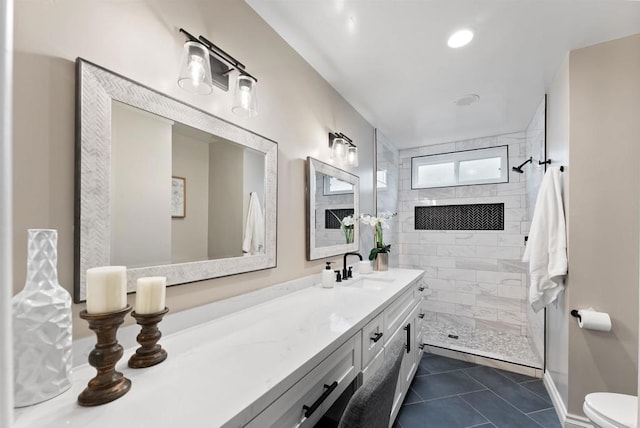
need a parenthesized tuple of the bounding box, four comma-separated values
(74, 58, 278, 302)
(306, 157, 360, 260)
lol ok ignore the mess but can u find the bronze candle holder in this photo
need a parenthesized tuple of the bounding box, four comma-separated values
(128, 307, 169, 369)
(78, 305, 132, 407)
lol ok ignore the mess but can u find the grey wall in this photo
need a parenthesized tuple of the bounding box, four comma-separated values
(567, 34, 640, 415)
(208, 140, 244, 259)
(110, 101, 173, 267)
(172, 130, 210, 264)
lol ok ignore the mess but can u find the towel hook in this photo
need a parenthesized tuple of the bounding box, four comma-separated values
(540, 158, 565, 172)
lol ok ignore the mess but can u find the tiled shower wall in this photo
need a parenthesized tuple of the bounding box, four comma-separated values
(524, 97, 546, 364)
(398, 133, 531, 338)
(375, 129, 400, 267)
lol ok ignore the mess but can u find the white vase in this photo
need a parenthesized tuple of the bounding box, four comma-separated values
(12, 229, 72, 407)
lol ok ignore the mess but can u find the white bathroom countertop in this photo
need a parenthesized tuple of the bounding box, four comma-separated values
(13, 268, 424, 428)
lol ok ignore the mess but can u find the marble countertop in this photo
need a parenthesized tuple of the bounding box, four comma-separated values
(14, 268, 424, 428)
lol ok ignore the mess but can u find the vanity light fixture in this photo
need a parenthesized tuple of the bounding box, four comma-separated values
(178, 28, 258, 117)
(329, 132, 358, 167)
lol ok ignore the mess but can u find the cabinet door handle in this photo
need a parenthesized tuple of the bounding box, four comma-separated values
(302, 381, 338, 418)
(418, 286, 425, 292)
(418, 313, 425, 319)
(370, 332, 384, 343)
(419, 343, 425, 350)
(404, 323, 411, 354)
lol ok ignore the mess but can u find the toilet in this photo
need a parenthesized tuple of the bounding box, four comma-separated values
(583, 393, 637, 428)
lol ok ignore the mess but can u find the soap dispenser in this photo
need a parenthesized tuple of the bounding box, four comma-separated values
(322, 262, 335, 288)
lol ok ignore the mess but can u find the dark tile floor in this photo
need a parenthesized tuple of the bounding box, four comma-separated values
(394, 353, 561, 428)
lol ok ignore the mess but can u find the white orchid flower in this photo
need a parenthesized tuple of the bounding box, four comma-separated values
(342, 216, 354, 226)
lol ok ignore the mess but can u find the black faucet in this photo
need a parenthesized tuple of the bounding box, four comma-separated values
(343, 252, 363, 279)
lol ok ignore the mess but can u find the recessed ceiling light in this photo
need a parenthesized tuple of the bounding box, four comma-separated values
(454, 94, 480, 106)
(448, 29, 474, 48)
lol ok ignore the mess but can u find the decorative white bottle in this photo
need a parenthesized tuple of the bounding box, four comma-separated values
(12, 229, 72, 407)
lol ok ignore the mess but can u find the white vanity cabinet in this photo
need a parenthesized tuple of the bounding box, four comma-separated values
(246, 332, 362, 428)
(248, 275, 426, 428)
(13, 269, 425, 428)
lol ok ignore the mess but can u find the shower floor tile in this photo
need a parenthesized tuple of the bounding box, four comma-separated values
(422, 320, 542, 368)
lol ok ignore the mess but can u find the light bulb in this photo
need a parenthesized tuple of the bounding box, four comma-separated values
(232, 75, 257, 117)
(188, 55, 205, 86)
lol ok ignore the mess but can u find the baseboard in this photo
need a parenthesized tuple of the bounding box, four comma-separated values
(543, 370, 594, 428)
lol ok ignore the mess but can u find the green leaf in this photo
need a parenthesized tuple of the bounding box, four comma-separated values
(368, 245, 391, 261)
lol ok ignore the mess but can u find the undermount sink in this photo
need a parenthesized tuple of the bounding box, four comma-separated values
(343, 276, 395, 290)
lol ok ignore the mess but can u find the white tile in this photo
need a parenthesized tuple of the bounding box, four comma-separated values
(476, 295, 522, 312)
(437, 245, 476, 257)
(497, 234, 524, 246)
(418, 143, 456, 156)
(477, 271, 523, 286)
(475, 319, 523, 336)
(498, 284, 526, 299)
(403, 243, 438, 256)
(455, 185, 497, 198)
(455, 233, 498, 246)
(455, 257, 499, 272)
(425, 278, 455, 291)
(437, 291, 476, 306)
(455, 304, 498, 321)
(475, 245, 521, 259)
(501, 195, 522, 208)
(423, 299, 456, 315)
(419, 232, 456, 245)
(437, 268, 477, 281)
(505, 208, 528, 222)
(504, 222, 521, 234)
(497, 259, 527, 273)
(398, 254, 420, 266)
(498, 310, 527, 325)
(477, 283, 499, 296)
(418, 187, 457, 199)
(421, 255, 456, 268)
(497, 182, 526, 196)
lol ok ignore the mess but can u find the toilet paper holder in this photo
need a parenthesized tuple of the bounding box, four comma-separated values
(570, 309, 582, 322)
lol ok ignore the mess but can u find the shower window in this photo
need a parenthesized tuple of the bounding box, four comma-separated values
(411, 145, 509, 189)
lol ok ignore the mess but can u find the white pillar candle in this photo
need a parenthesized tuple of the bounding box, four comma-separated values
(85, 266, 127, 314)
(135, 277, 166, 315)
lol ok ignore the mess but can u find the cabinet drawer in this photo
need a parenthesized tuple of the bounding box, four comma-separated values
(384, 288, 415, 339)
(362, 312, 385, 367)
(361, 348, 384, 385)
(415, 279, 427, 299)
(246, 332, 362, 428)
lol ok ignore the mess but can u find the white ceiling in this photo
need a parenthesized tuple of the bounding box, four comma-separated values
(245, 0, 640, 149)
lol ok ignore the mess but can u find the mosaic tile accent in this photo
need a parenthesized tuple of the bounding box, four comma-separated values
(422, 320, 541, 368)
(415, 203, 504, 231)
(324, 208, 354, 229)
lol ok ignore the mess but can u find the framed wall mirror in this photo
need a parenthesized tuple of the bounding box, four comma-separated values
(74, 58, 277, 302)
(306, 157, 359, 260)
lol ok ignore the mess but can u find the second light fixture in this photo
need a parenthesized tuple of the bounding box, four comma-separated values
(329, 132, 358, 167)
